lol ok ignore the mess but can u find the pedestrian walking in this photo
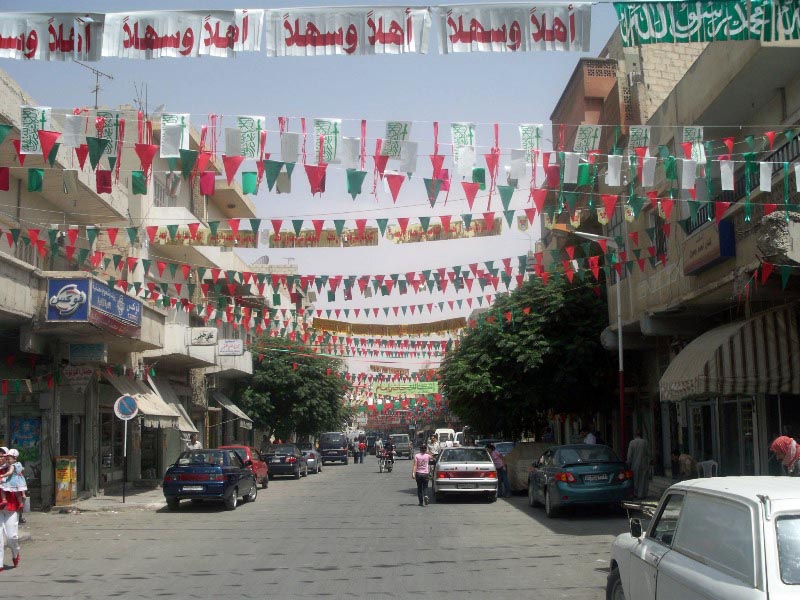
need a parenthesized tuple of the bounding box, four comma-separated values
(0, 448, 21, 571)
(487, 444, 510, 498)
(2, 450, 27, 524)
(412, 444, 432, 506)
(358, 439, 366, 464)
(581, 428, 597, 445)
(184, 433, 202, 451)
(627, 430, 651, 499)
(770, 435, 800, 476)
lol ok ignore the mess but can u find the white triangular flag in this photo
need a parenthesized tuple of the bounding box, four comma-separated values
(681, 159, 697, 190)
(280, 132, 300, 163)
(563, 152, 579, 184)
(224, 127, 242, 157)
(62, 115, 84, 148)
(341, 137, 361, 170)
(397, 141, 418, 174)
(606, 155, 623, 187)
(720, 160, 734, 191)
(642, 156, 657, 187)
(455, 145, 476, 177)
(760, 162, 772, 192)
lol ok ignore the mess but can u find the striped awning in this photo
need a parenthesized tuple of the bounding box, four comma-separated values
(660, 305, 800, 402)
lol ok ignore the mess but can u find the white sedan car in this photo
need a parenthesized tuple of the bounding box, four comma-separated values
(432, 447, 498, 503)
(607, 477, 800, 600)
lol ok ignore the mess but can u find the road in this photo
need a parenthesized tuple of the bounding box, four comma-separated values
(7, 457, 627, 599)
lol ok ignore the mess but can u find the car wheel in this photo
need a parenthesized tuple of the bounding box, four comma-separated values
(606, 566, 625, 600)
(545, 487, 558, 518)
(487, 492, 497, 503)
(166, 497, 180, 511)
(224, 489, 238, 511)
(244, 484, 257, 503)
(528, 481, 540, 507)
(302, 466, 308, 477)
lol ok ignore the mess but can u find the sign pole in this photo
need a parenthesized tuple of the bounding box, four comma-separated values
(123, 419, 127, 504)
(114, 395, 138, 505)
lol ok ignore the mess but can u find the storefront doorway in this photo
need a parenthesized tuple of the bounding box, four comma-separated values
(719, 398, 757, 476)
(689, 401, 716, 463)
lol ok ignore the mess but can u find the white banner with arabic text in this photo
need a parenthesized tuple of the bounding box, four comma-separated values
(438, 3, 591, 53)
(102, 10, 262, 59)
(0, 13, 103, 61)
(266, 7, 431, 56)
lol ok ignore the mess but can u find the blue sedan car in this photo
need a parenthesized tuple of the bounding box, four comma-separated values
(163, 449, 257, 511)
(527, 444, 633, 517)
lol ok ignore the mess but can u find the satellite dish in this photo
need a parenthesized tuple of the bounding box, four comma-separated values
(254, 255, 270, 265)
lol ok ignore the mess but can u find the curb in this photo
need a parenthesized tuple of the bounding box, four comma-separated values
(48, 501, 166, 514)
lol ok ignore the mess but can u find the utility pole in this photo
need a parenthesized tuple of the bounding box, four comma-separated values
(72, 60, 113, 109)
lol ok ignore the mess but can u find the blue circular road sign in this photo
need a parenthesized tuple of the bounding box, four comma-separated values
(114, 395, 139, 421)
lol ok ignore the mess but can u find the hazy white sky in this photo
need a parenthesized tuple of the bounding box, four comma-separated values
(1, 1, 621, 369)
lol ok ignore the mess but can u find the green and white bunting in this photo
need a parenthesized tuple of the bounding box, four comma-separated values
(519, 123, 543, 153)
(314, 118, 342, 163)
(160, 113, 190, 158)
(20, 106, 51, 154)
(382, 121, 412, 158)
(237, 115, 266, 159)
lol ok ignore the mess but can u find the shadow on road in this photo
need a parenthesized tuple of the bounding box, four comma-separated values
(501, 491, 629, 537)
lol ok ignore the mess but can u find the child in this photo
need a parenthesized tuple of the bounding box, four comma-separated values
(2, 449, 27, 524)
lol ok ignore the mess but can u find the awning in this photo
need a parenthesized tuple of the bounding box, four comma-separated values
(105, 373, 180, 428)
(210, 390, 253, 430)
(147, 376, 198, 435)
(660, 305, 800, 402)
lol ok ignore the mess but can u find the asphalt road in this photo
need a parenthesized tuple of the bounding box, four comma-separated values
(7, 457, 627, 599)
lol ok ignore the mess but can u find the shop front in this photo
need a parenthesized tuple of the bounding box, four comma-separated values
(660, 304, 800, 476)
(147, 375, 199, 464)
(210, 390, 253, 446)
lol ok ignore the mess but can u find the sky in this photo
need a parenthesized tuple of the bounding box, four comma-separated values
(0, 1, 621, 370)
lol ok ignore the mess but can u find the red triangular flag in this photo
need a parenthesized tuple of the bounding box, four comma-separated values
(462, 181, 480, 210)
(532, 188, 547, 214)
(482, 212, 495, 231)
(145, 225, 159, 243)
(270, 219, 283, 235)
(430, 154, 445, 179)
(222, 154, 245, 185)
(134, 143, 159, 176)
(715, 201, 731, 224)
(484, 153, 499, 177)
(524, 207, 536, 224)
(355, 219, 367, 238)
(304, 163, 327, 195)
(373, 154, 389, 178)
(385, 173, 404, 203)
(37, 130, 61, 163)
(722, 137, 735, 155)
(763, 203, 778, 216)
(765, 131, 776, 150)
(761, 262, 775, 284)
(440, 215, 451, 233)
(397, 217, 409, 236)
(228, 218, 240, 237)
(601, 194, 618, 218)
(187, 222, 201, 239)
(680, 141, 694, 159)
(312, 219, 325, 239)
(106, 227, 118, 246)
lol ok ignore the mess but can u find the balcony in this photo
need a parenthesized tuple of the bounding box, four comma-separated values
(206, 350, 253, 379)
(142, 323, 217, 369)
(0, 251, 38, 325)
(209, 179, 257, 220)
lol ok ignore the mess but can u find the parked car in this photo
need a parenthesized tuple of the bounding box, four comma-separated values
(389, 433, 412, 459)
(219, 445, 269, 488)
(263, 444, 308, 479)
(163, 448, 257, 511)
(318, 431, 349, 465)
(432, 446, 498, 503)
(607, 476, 800, 600)
(494, 441, 516, 456)
(302, 449, 323, 474)
(528, 444, 633, 518)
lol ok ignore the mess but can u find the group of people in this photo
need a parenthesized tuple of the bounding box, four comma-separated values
(0, 446, 26, 572)
(350, 439, 367, 463)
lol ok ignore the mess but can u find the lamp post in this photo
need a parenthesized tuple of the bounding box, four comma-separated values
(568, 231, 626, 454)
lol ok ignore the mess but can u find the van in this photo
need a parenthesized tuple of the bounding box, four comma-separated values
(389, 434, 412, 458)
(435, 428, 456, 445)
(318, 432, 348, 465)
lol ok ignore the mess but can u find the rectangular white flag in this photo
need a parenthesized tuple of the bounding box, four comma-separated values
(0, 13, 103, 61)
(760, 162, 772, 192)
(160, 113, 190, 158)
(20, 106, 51, 154)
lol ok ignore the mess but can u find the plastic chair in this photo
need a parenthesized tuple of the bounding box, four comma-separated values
(697, 460, 718, 477)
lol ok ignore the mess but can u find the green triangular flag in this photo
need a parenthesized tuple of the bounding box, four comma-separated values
(112, 254, 123, 270)
(687, 200, 700, 220)
(102, 257, 111, 271)
(47, 228, 58, 248)
(107, 276, 116, 288)
(419, 216, 430, 233)
(292, 220, 303, 236)
(346, 169, 367, 200)
(498, 185, 514, 210)
(168, 263, 178, 279)
(9, 228, 20, 245)
(334, 220, 345, 237)
(86, 137, 109, 170)
(263, 160, 283, 191)
(285, 162, 295, 178)
(165, 224, 178, 241)
(107, 156, 116, 174)
(86, 227, 98, 247)
(784, 129, 796, 144)
(0, 123, 12, 147)
(167, 157, 178, 173)
(461, 214, 473, 229)
(77, 247, 89, 264)
(376, 218, 388, 236)
(179, 148, 198, 180)
(781, 265, 791, 290)
(503, 209, 515, 227)
(47, 142, 60, 167)
(208, 221, 219, 236)
(272, 293, 281, 306)
(645, 227, 657, 243)
(27, 168, 44, 192)
(242, 172, 257, 195)
(657, 145, 671, 160)
(663, 156, 677, 180)
(142, 259, 152, 275)
(132, 170, 147, 195)
(628, 194, 645, 219)
(472, 168, 486, 190)
(564, 191, 579, 214)
(126, 227, 138, 244)
(423, 178, 442, 206)
(577, 163, 591, 186)
(249, 219, 261, 234)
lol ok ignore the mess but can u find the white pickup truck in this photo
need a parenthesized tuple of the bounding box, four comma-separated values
(607, 477, 800, 599)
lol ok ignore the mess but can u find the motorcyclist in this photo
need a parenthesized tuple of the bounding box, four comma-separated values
(383, 438, 395, 464)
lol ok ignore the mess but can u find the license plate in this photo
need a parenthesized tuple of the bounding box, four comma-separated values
(182, 485, 203, 491)
(457, 483, 477, 489)
(270, 458, 280, 463)
(584, 474, 606, 482)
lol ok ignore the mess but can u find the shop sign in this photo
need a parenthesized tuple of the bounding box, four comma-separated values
(62, 366, 95, 394)
(46, 279, 90, 321)
(69, 343, 108, 364)
(89, 280, 142, 337)
(190, 327, 218, 346)
(682, 220, 735, 275)
(218, 339, 244, 356)
(371, 381, 439, 397)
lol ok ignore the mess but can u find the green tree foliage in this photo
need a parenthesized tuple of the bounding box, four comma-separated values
(236, 336, 353, 439)
(440, 274, 612, 439)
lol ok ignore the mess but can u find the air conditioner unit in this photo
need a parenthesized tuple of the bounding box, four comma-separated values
(627, 71, 642, 87)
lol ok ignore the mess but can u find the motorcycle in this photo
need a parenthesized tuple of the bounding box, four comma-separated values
(427, 454, 438, 480)
(378, 450, 394, 473)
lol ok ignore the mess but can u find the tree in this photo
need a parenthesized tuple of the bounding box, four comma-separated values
(236, 336, 352, 439)
(440, 274, 612, 439)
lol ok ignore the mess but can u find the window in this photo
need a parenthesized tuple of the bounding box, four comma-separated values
(649, 493, 684, 546)
(672, 494, 755, 585)
(440, 448, 491, 463)
(775, 515, 800, 585)
(556, 446, 621, 465)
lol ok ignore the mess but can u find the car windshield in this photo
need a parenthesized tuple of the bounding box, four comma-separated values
(176, 450, 227, 466)
(441, 448, 491, 463)
(266, 445, 296, 454)
(776, 515, 800, 584)
(319, 434, 345, 446)
(390, 435, 409, 443)
(556, 446, 620, 465)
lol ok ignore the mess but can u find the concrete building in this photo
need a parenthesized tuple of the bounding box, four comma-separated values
(545, 32, 800, 477)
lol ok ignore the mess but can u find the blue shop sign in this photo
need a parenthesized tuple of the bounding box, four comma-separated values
(47, 279, 90, 322)
(89, 280, 142, 337)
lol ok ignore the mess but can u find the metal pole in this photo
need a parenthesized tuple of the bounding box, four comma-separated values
(616, 271, 625, 456)
(123, 420, 127, 504)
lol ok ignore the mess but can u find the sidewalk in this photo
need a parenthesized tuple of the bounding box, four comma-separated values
(49, 484, 166, 513)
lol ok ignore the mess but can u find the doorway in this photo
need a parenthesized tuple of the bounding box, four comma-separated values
(689, 402, 716, 463)
(59, 415, 84, 491)
(719, 398, 756, 476)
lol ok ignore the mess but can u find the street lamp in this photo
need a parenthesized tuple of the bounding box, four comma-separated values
(564, 230, 626, 454)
